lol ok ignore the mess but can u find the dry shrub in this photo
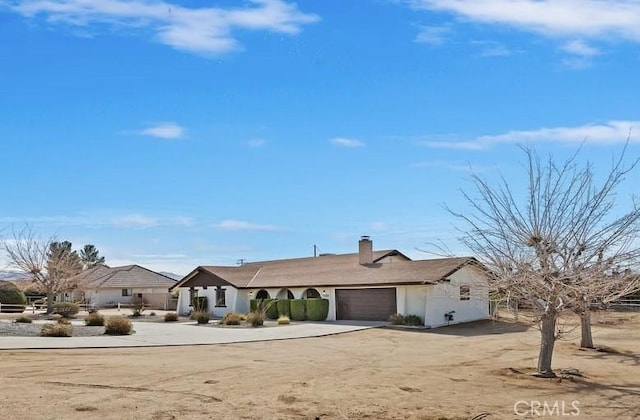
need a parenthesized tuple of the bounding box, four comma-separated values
(221, 312, 243, 325)
(193, 311, 210, 325)
(41, 323, 73, 337)
(164, 312, 179, 322)
(246, 311, 265, 327)
(15, 315, 33, 324)
(105, 316, 133, 335)
(85, 312, 105, 326)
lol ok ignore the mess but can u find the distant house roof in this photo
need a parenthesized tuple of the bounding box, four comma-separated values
(71, 265, 178, 289)
(172, 249, 479, 290)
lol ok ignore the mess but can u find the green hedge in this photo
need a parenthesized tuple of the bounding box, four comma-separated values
(250, 299, 259, 312)
(290, 299, 306, 321)
(0, 281, 27, 313)
(276, 299, 291, 317)
(264, 299, 279, 320)
(306, 299, 329, 321)
(192, 296, 208, 312)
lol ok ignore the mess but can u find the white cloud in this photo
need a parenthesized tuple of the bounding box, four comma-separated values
(562, 39, 601, 57)
(111, 214, 194, 229)
(419, 120, 640, 150)
(412, 1, 640, 39)
(247, 138, 266, 147)
(111, 214, 159, 229)
(415, 25, 451, 45)
(410, 1, 640, 60)
(329, 137, 365, 148)
(6, 0, 319, 56)
(369, 222, 390, 232)
(139, 122, 185, 139)
(213, 219, 279, 232)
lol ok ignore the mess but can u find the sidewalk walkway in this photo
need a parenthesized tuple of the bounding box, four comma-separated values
(0, 320, 384, 350)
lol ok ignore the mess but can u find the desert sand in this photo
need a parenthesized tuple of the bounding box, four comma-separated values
(0, 311, 638, 419)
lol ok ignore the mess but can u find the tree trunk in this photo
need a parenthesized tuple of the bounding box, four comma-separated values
(536, 313, 557, 378)
(46, 291, 54, 314)
(580, 307, 595, 349)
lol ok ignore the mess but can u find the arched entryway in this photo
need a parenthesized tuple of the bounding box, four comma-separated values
(255, 289, 270, 299)
(276, 288, 294, 299)
(302, 288, 321, 299)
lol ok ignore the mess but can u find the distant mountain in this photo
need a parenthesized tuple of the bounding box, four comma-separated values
(159, 271, 183, 280)
(0, 271, 28, 281)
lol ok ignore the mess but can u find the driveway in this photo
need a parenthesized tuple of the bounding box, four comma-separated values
(0, 320, 384, 350)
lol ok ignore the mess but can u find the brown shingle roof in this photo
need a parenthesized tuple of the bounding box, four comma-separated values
(173, 251, 477, 290)
(71, 265, 177, 289)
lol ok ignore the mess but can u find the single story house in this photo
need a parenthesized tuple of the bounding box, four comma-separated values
(69, 264, 178, 309)
(171, 237, 490, 327)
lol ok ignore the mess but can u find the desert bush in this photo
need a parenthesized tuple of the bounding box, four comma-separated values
(388, 313, 404, 325)
(164, 312, 179, 322)
(104, 317, 133, 335)
(149, 311, 156, 316)
(52, 302, 80, 318)
(403, 314, 423, 326)
(41, 323, 73, 337)
(57, 317, 71, 325)
(15, 315, 33, 323)
(130, 296, 147, 317)
(0, 280, 27, 313)
(192, 296, 208, 312)
(221, 312, 243, 325)
(264, 299, 279, 320)
(193, 310, 210, 324)
(306, 299, 329, 321)
(290, 299, 306, 321)
(85, 312, 105, 326)
(276, 299, 291, 318)
(277, 315, 290, 325)
(246, 310, 265, 327)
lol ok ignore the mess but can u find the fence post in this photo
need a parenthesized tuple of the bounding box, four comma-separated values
(117, 302, 120, 312)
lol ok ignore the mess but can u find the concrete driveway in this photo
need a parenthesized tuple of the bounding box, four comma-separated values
(0, 320, 384, 350)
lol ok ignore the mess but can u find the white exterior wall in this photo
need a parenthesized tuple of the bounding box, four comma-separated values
(424, 266, 489, 328)
(402, 285, 429, 322)
(176, 286, 240, 318)
(85, 287, 171, 309)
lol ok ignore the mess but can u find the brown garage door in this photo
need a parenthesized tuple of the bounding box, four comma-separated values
(336, 288, 397, 321)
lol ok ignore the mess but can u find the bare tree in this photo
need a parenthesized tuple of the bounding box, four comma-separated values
(449, 145, 640, 377)
(1, 227, 83, 313)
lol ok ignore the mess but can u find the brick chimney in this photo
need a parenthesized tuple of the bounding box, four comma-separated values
(359, 235, 373, 265)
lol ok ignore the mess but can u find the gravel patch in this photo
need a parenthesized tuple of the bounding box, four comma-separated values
(0, 321, 105, 337)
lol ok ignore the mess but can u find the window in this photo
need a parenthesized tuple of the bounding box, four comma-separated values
(460, 286, 470, 301)
(215, 286, 226, 307)
(122, 288, 132, 297)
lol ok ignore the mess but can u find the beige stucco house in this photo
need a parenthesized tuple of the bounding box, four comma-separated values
(70, 264, 178, 309)
(171, 237, 490, 327)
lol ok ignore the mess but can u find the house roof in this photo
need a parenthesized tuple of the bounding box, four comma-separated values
(71, 265, 178, 289)
(172, 250, 479, 290)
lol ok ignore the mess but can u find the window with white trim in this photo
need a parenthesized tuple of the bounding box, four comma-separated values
(460, 286, 470, 301)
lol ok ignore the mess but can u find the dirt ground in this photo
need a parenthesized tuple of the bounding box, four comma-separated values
(0, 311, 638, 420)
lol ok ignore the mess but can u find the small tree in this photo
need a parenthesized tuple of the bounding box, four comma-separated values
(2, 227, 83, 314)
(450, 145, 640, 377)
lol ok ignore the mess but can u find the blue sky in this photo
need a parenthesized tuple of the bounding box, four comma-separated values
(1, 0, 639, 275)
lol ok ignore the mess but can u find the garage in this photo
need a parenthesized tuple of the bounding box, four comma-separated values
(336, 288, 397, 321)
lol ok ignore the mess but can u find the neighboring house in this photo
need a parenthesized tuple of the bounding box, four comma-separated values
(70, 265, 178, 309)
(171, 237, 490, 327)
